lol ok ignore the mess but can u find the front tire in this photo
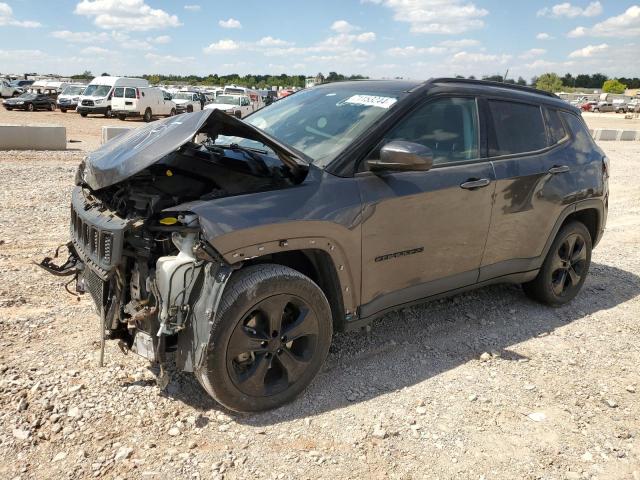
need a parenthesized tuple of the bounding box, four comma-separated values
(60, 108, 67, 113)
(143, 108, 152, 122)
(196, 264, 333, 412)
(523, 221, 592, 306)
(104, 107, 112, 118)
(169, 108, 176, 116)
(187, 105, 193, 113)
(80, 112, 88, 117)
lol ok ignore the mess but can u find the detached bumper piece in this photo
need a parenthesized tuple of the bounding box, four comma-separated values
(38, 242, 81, 277)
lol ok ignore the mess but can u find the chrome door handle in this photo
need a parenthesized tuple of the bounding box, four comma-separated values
(548, 165, 570, 174)
(460, 178, 491, 190)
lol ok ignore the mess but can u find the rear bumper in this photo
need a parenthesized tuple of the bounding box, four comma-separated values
(113, 110, 141, 118)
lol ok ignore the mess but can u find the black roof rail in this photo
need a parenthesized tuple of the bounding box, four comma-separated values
(426, 77, 559, 99)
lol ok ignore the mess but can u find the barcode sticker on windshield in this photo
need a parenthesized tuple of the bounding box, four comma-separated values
(343, 95, 397, 109)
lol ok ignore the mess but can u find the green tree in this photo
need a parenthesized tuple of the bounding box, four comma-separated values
(602, 79, 627, 94)
(536, 73, 563, 92)
(516, 76, 527, 86)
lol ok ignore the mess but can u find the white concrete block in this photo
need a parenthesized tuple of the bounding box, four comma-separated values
(0, 124, 66, 150)
(102, 126, 134, 144)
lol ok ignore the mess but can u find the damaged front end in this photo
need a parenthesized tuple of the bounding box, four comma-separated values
(39, 109, 309, 378)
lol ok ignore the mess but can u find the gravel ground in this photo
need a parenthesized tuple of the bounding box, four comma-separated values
(0, 140, 639, 479)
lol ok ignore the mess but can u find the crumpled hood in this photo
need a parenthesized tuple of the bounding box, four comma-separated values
(80, 109, 310, 190)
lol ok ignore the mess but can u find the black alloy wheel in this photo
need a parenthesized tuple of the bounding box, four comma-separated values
(549, 233, 588, 297)
(227, 294, 320, 397)
(523, 221, 592, 306)
(196, 264, 332, 412)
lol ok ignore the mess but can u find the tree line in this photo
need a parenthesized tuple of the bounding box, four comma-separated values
(70, 71, 368, 88)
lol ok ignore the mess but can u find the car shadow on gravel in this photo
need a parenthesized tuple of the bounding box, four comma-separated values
(159, 262, 640, 422)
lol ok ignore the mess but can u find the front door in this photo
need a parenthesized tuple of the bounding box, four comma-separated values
(357, 96, 495, 317)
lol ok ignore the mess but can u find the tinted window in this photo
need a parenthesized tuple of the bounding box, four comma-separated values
(489, 101, 547, 156)
(125, 88, 136, 99)
(113, 87, 124, 98)
(545, 108, 568, 145)
(561, 112, 593, 153)
(378, 97, 479, 165)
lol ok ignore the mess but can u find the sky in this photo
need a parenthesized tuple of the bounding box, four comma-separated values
(0, 0, 638, 80)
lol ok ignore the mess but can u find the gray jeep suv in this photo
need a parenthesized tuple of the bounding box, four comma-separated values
(41, 79, 609, 412)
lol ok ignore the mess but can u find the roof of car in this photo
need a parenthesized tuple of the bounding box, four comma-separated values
(313, 79, 421, 96)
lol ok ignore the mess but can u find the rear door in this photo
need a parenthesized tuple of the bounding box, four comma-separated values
(357, 96, 496, 315)
(111, 87, 126, 111)
(123, 87, 137, 112)
(480, 99, 577, 280)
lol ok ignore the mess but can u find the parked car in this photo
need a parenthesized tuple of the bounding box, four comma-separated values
(1, 79, 23, 97)
(592, 101, 614, 113)
(40, 79, 608, 412)
(10, 79, 34, 89)
(204, 94, 254, 118)
(57, 84, 86, 112)
(580, 101, 597, 112)
(3, 92, 56, 111)
(112, 87, 176, 122)
(77, 76, 149, 118)
(172, 91, 204, 113)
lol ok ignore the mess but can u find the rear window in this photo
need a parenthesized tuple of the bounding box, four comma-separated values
(113, 87, 124, 98)
(545, 108, 568, 145)
(125, 88, 136, 99)
(488, 100, 547, 156)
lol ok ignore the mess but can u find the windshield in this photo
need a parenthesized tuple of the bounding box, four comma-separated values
(83, 84, 111, 97)
(174, 92, 195, 100)
(217, 87, 399, 167)
(214, 95, 241, 105)
(62, 85, 85, 96)
(225, 88, 245, 95)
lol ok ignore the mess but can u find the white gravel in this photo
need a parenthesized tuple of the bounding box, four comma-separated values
(0, 142, 639, 480)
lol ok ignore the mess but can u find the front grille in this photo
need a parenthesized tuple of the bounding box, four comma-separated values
(70, 187, 127, 276)
(81, 99, 94, 106)
(83, 267, 107, 314)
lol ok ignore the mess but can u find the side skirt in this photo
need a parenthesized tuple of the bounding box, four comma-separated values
(344, 269, 538, 332)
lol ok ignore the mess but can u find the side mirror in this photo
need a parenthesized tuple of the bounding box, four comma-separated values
(367, 140, 433, 173)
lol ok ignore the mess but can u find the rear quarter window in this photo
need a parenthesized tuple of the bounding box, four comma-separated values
(125, 88, 136, 99)
(544, 108, 569, 145)
(113, 87, 124, 98)
(488, 100, 548, 156)
(561, 112, 594, 153)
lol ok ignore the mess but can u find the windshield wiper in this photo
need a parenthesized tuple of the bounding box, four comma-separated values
(216, 143, 268, 155)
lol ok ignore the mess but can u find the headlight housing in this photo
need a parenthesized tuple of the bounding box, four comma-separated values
(94, 98, 105, 105)
(16, 101, 24, 105)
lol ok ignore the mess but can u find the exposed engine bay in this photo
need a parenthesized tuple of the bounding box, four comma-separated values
(39, 109, 310, 376)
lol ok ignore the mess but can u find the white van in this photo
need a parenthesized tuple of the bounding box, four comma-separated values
(57, 84, 86, 112)
(77, 76, 148, 118)
(112, 87, 176, 122)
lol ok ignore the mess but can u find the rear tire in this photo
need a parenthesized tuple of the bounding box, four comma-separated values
(196, 264, 333, 412)
(523, 221, 592, 306)
(143, 108, 152, 122)
(169, 108, 176, 116)
(27, 103, 34, 112)
(60, 108, 67, 113)
(118, 114, 126, 121)
(80, 112, 88, 117)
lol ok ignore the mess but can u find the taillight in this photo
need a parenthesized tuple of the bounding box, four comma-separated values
(136, 88, 140, 99)
(602, 156, 610, 179)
